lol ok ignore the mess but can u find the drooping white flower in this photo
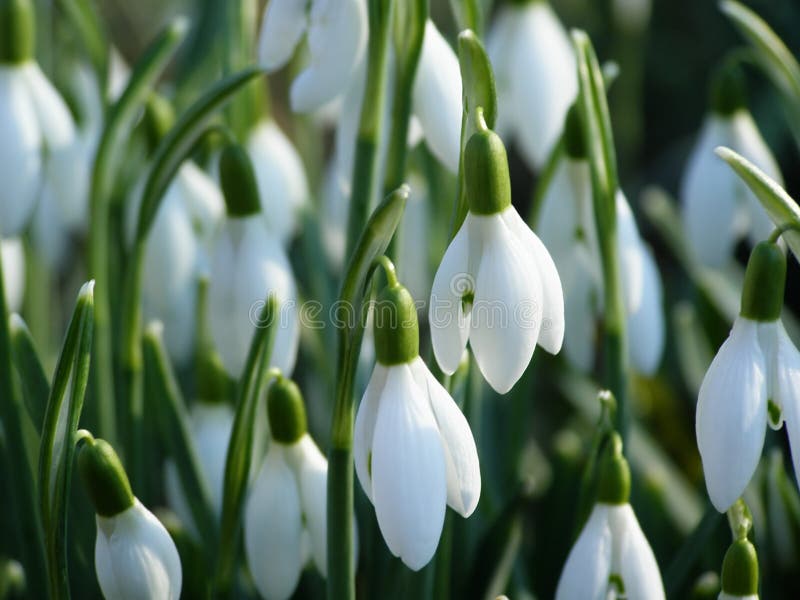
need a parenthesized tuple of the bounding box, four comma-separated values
(244, 377, 347, 600)
(556, 434, 665, 600)
(681, 69, 780, 268)
(128, 163, 225, 364)
(1, 238, 25, 313)
(164, 401, 234, 535)
(556, 503, 664, 599)
(430, 123, 564, 393)
(79, 437, 182, 600)
(246, 120, 309, 244)
(356, 280, 480, 570)
(487, 0, 577, 169)
(411, 20, 462, 173)
(696, 241, 800, 512)
(95, 499, 183, 600)
(258, 0, 368, 113)
(537, 111, 665, 375)
(208, 210, 299, 378)
(0, 62, 77, 237)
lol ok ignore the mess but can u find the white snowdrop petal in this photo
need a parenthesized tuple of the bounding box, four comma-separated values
(718, 594, 759, 600)
(768, 323, 800, 491)
(409, 358, 481, 517)
(626, 244, 665, 375)
(616, 191, 645, 313)
(290, 0, 368, 113)
(486, 7, 520, 141)
(0, 66, 42, 236)
(412, 20, 462, 173)
(295, 436, 330, 576)
(95, 500, 182, 600)
(151, 282, 198, 366)
(469, 214, 542, 394)
(501, 206, 564, 354)
(555, 504, 613, 600)
(354, 364, 389, 500)
(175, 162, 225, 243)
(45, 134, 92, 229)
(696, 318, 768, 512)
(20, 63, 76, 148)
(247, 120, 309, 243)
(257, 0, 308, 71)
(609, 504, 665, 600)
(535, 159, 583, 260)
(371, 365, 447, 571)
(509, 2, 577, 169)
(244, 447, 304, 600)
(1, 238, 25, 313)
(680, 115, 741, 268)
(429, 219, 471, 375)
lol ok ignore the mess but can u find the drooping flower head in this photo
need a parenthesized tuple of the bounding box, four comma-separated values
(696, 240, 800, 512)
(430, 112, 564, 393)
(356, 269, 480, 570)
(681, 64, 781, 268)
(245, 376, 347, 600)
(78, 436, 182, 600)
(209, 143, 300, 378)
(556, 433, 665, 599)
(257, 0, 368, 113)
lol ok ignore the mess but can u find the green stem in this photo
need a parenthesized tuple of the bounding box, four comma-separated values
(0, 241, 47, 598)
(345, 0, 394, 259)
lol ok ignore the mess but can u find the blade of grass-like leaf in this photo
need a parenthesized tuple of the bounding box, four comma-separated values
(37, 281, 95, 600)
(9, 313, 50, 432)
(89, 17, 188, 446)
(663, 504, 723, 598)
(720, 0, 800, 147)
(56, 0, 107, 76)
(0, 248, 46, 598)
(215, 295, 278, 595)
(716, 146, 800, 261)
(142, 323, 218, 556)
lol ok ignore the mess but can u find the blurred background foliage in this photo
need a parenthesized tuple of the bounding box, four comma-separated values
(7, 0, 800, 598)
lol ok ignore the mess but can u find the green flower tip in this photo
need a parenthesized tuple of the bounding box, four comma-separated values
(721, 539, 759, 596)
(563, 102, 587, 160)
(0, 0, 34, 64)
(740, 241, 785, 322)
(465, 121, 512, 216)
(219, 143, 262, 218)
(374, 283, 419, 366)
(268, 376, 307, 444)
(596, 432, 631, 505)
(710, 63, 747, 116)
(78, 437, 135, 518)
(143, 94, 176, 149)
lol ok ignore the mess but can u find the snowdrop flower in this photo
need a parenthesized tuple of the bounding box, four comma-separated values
(556, 433, 665, 600)
(0, 0, 77, 237)
(209, 144, 299, 377)
(696, 240, 800, 513)
(164, 400, 234, 535)
(356, 272, 480, 570)
(430, 115, 564, 393)
(258, 0, 368, 113)
(537, 106, 664, 375)
(411, 20, 462, 173)
(487, 0, 577, 169)
(127, 162, 224, 363)
(246, 120, 309, 244)
(682, 66, 780, 268)
(78, 436, 182, 600)
(1, 238, 25, 313)
(245, 377, 344, 600)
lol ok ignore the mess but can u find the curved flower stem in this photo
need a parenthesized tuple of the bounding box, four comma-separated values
(345, 0, 394, 259)
(768, 222, 800, 243)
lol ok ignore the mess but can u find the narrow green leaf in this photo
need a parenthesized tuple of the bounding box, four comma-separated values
(9, 313, 50, 432)
(720, 0, 800, 146)
(142, 323, 218, 555)
(215, 295, 279, 594)
(716, 146, 800, 261)
(457, 29, 497, 130)
(56, 0, 107, 76)
(37, 281, 95, 600)
(663, 504, 724, 597)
